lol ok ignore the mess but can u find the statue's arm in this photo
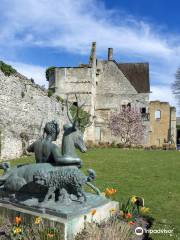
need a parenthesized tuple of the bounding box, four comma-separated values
(52, 146, 82, 167)
(27, 142, 35, 153)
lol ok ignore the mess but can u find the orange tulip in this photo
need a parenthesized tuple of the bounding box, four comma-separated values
(47, 233, 55, 238)
(91, 209, 96, 216)
(129, 221, 135, 225)
(126, 213, 132, 219)
(15, 216, 22, 225)
(105, 188, 117, 197)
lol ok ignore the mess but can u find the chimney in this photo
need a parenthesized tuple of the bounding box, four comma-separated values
(108, 48, 113, 60)
(89, 42, 96, 68)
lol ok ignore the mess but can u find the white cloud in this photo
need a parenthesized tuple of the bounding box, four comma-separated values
(150, 85, 177, 107)
(0, 0, 179, 59)
(6, 61, 47, 87)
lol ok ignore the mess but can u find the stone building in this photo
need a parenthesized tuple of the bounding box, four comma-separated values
(47, 42, 151, 145)
(0, 44, 176, 161)
(149, 101, 176, 146)
(0, 70, 67, 160)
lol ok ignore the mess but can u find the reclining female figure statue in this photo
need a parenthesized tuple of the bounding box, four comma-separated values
(27, 120, 85, 168)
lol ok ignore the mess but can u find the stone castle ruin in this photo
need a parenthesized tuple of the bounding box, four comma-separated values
(47, 42, 176, 146)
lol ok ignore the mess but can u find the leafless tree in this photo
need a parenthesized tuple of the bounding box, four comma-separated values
(172, 67, 180, 106)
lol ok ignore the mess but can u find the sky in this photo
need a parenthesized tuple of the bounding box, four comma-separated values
(0, 0, 180, 112)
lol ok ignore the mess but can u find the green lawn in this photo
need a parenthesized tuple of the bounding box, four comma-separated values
(1, 149, 180, 240)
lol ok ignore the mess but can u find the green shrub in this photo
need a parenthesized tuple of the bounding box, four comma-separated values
(117, 143, 124, 148)
(70, 104, 91, 132)
(111, 141, 117, 148)
(21, 91, 25, 98)
(56, 95, 64, 103)
(0, 61, 17, 76)
(48, 89, 54, 97)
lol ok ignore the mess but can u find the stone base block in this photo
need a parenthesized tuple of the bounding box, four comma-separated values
(0, 200, 119, 240)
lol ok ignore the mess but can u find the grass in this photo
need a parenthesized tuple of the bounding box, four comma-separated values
(1, 149, 180, 240)
(80, 148, 180, 240)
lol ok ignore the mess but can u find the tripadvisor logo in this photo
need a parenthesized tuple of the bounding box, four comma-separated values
(135, 227, 144, 236)
(135, 227, 174, 236)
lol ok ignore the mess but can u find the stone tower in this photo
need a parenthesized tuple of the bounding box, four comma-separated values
(47, 42, 97, 140)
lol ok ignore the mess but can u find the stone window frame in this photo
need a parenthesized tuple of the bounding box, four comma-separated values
(155, 110, 161, 120)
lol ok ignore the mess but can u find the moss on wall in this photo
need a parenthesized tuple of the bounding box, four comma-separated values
(0, 61, 17, 76)
(46, 66, 55, 81)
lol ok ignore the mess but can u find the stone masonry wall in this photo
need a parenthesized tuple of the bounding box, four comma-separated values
(54, 67, 97, 142)
(0, 70, 68, 160)
(96, 61, 149, 109)
(55, 67, 95, 97)
(170, 107, 176, 143)
(94, 60, 150, 144)
(149, 101, 176, 146)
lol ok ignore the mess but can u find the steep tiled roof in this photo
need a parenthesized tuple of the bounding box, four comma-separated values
(116, 61, 150, 93)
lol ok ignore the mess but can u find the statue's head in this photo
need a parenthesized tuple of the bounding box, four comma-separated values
(73, 128, 87, 153)
(33, 171, 50, 186)
(63, 123, 87, 153)
(44, 120, 60, 141)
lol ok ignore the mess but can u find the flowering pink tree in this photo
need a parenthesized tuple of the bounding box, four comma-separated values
(109, 107, 145, 145)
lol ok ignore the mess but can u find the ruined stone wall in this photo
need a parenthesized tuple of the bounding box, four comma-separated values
(55, 67, 95, 97)
(149, 101, 176, 146)
(53, 67, 97, 142)
(0, 70, 67, 160)
(170, 107, 176, 143)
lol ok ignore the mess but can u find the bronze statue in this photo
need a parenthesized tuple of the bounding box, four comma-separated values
(27, 95, 90, 168)
(0, 95, 103, 208)
(27, 120, 83, 168)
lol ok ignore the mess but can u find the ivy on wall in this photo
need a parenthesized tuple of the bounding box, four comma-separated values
(56, 95, 91, 132)
(69, 104, 91, 132)
(45, 66, 55, 81)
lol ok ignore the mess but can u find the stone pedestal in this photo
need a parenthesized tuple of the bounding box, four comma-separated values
(0, 197, 119, 240)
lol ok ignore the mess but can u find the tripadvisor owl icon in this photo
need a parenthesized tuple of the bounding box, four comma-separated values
(135, 227, 144, 236)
